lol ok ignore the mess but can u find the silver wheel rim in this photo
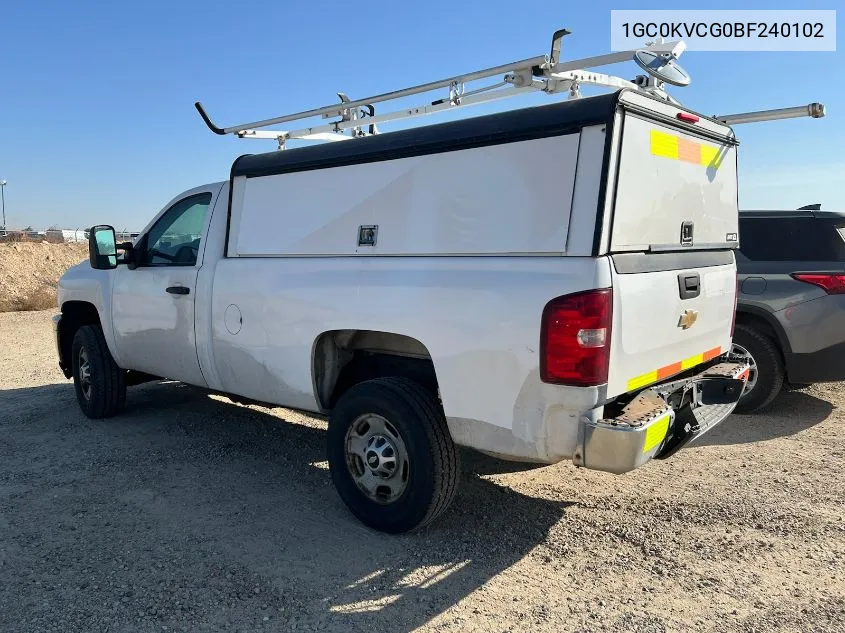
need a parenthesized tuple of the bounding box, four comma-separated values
(78, 346, 92, 400)
(731, 343, 758, 396)
(344, 414, 410, 504)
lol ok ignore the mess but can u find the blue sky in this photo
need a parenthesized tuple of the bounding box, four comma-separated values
(0, 0, 842, 230)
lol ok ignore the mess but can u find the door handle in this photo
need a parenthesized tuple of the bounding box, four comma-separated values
(166, 286, 190, 295)
(677, 273, 700, 300)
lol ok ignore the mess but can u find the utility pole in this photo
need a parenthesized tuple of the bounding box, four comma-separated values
(0, 180, 6, 230)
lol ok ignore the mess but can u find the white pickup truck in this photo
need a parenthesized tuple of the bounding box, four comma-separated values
(56, 30, 828, 531)
(54, 89, 753, 531)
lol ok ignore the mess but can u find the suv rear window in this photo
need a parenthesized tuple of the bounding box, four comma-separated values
(739, 217, 845, 261)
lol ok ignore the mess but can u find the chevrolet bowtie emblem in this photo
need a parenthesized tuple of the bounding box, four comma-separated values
(678, 309, 699, 330)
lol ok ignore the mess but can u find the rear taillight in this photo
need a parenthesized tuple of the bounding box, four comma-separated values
(540, 289, 612, 387)
(791, 273, 845, 294)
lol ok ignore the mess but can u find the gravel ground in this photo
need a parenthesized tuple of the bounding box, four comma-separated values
(1, 310, 843, 632)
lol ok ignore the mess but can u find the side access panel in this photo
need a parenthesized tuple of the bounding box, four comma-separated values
(229, 135, 579, 257)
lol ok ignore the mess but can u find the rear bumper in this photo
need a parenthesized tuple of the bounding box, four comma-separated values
(574, 360, 749, 474)
(786, 341, 845, 384)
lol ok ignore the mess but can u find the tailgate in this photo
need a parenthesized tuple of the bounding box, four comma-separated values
(606, 253, 736, 398)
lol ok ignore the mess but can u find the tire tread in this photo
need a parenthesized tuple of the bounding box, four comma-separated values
(733, 324, 784, 414)
(73, 325, 126, 418)
(373, 378, 459, 529)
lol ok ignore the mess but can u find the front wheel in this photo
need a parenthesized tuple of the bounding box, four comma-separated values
(71, 325, 127, 418)
(327, 377, 459, 533)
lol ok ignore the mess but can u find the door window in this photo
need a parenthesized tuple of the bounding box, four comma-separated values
(139, 193, 212, 266)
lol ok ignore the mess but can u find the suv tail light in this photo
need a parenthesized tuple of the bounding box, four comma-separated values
(791, 273, 845, 294)
(540, 289, 612, 387)
(731, 276, 738, 336)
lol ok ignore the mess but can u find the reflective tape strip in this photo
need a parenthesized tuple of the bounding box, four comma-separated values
(700, 144, 722, 168)
(650, 130, 678, 159)
(680, 352, 704, 370)
(626, 346, 722, 392)
(650, 130, 723, 168)
(642, 414, 671, 454)
(628, 371, 659, 392)
(702, 346, 723, 362)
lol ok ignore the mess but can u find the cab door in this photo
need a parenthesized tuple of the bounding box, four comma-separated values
(111, 186, 220, 386)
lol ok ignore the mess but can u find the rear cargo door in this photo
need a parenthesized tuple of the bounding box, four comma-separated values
(604, 96, 739, 398)
(610, 113, 738, 252)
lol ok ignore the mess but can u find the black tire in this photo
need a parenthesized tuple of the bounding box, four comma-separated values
(732, 324, 784, 414)
(71, 325, 127, 419)
(327, 377, 459, 533)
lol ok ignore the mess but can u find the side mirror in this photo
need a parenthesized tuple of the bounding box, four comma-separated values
(88, 225, 118, 270)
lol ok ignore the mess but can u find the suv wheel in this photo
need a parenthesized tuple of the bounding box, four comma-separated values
(327, 377, 459, 533)
(731, 324, 784, 414)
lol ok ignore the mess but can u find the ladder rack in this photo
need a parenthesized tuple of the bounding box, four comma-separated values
(195, 28, 826, 150)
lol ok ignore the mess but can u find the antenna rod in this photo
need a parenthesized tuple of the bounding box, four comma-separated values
(716, 103, 826, 125)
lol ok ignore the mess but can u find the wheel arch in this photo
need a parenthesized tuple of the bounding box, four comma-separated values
(311, 329, 439, 412)
(735, 304, 792, 356)
(58, 301, 103, 378)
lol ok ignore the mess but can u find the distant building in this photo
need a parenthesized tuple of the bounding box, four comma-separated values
(45, 229, 87, 243)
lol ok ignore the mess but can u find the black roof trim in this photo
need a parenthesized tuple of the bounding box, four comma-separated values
(231, 92, 621, 179)
(740, 210, 845, 220)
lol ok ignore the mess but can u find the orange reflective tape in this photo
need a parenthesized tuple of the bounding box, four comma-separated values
(703, 346, 722, 361)
(626, 347, 723, 392)
(677, 138, 700, 164)
(650, 129, 724, 171)
(656, 361, 683, 380)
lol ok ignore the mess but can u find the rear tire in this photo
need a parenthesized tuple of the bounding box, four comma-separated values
(732, 324, 784, 414)
(327, 377, 459, 533)
(71, 325, 127, 419)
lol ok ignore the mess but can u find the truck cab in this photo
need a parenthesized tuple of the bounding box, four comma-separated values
(56, 182, 225, 392)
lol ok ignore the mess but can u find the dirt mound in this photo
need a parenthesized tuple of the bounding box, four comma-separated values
(0, 242, 88, 312)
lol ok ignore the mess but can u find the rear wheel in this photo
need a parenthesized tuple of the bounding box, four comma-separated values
(327, 377, 459, 533)
(71, 325, 126, 418)
(731, 324, 784, 414)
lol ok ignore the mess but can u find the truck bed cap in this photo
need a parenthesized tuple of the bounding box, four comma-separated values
(230, 92, 621, 179)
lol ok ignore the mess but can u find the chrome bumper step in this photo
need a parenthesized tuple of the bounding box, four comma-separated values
(574, 360, 750, 474)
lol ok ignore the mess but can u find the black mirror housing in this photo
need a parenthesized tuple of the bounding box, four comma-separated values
(88, 225, 118, 270)
(118, 241, 139, 269)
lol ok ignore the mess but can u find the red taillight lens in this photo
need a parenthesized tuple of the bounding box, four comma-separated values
(791, 273, 845, 294)
(540, 289, 612, 387)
